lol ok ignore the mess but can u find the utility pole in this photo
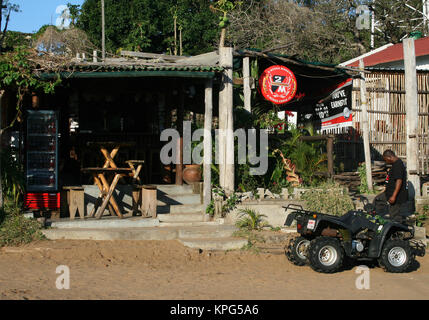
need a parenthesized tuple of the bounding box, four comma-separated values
(101, 0, 105, 61)
(424, 0, 429, 36)
(371, 0, 375, 49)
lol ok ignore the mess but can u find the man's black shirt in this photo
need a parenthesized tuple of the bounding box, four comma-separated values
(385, 159, 408, 204)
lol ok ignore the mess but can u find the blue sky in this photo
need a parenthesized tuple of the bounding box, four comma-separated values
(7, 0, 85, 33)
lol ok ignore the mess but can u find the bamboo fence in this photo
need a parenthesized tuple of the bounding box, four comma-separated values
(335, 70, 429, 174)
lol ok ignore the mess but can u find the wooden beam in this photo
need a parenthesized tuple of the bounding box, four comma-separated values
(359, 59, 374, 192)
(101, 0, 105, 61)
(403, 38, 421, 196)
(176, 85, 185, 185)
(327, 137, 334, 178)
(203, 79, 213, 210)
(243, 57, 252, 113)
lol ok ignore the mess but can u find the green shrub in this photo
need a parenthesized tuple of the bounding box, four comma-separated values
(301, 182, 354, 216)
(0, 203, 45, 247)
(236, 208, 270, 230)
(357, 163, 376, 194)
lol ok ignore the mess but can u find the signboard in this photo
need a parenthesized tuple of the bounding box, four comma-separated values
(259, 65, 297, 105)
(300, 78, 353, 132)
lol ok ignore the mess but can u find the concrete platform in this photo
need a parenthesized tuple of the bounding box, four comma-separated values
(42, 224, 239, 242)
(49, 217, 160, 229)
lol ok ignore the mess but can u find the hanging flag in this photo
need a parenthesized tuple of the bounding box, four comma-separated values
(300, 78, 353, 132)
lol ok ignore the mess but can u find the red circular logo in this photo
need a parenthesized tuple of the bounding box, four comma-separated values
(259, 65, 297, 105)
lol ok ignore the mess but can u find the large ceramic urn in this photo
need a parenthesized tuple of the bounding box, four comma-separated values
(182, 164, 202, 185)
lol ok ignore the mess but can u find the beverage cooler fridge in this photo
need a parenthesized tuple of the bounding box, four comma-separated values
(24, 110, 60, 211)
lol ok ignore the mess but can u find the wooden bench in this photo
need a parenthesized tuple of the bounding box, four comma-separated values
(63, 186, 85, 220)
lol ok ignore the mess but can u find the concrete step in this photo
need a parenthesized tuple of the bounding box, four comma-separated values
(42, 227, 178, 241)
(157, 204, 204, 214)
(156, 184, 194, 195)
(177, 225, 237, 239)
(178, 238, 249, 251)
(158, 213, 205, 223)
(157, 193, 201, 205)
(42, 225, 239, 242)
(49, 218, 160, 229)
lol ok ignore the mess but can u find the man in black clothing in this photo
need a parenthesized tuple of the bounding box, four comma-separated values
(374, 150, 408, 222)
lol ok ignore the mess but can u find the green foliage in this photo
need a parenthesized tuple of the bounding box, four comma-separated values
(301, 182, 355, 216)
(235, 207, 270, 230)
(0, 202, 45, 247)
(1, 31, 32, 52)
(207, 187, 241, 217)
(357, 163, 375, 194)
(0, 147, 24, 206)
(0, 46, 61, 130)
(77, 0, 219, 55)
(415, 210, 428, 227)
(67, 3, 81, 26)
(271, 125, 328, 186)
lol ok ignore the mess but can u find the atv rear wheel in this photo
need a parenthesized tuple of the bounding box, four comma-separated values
(308, 237, 344, 273)
(285, 236, 310, 266)
(378, 240, 413, 273)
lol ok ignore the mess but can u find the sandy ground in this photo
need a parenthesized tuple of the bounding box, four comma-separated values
(0, 239, 428, 300)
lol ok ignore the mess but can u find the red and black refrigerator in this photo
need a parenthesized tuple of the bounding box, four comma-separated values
(24, 110, 60, 211)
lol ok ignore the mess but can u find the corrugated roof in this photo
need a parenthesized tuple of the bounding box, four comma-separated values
(344, 36, 429, 68)
(68, 62, 223, 73)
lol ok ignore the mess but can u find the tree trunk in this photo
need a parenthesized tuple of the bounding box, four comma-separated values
(219, 28, 226, 48)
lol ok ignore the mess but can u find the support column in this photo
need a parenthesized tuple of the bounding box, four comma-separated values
(359, 59, 374, 192)
(218, 47, 234, 193)
(243, 57, 252, 113)
(204, 79, 213, 209)
(403, 38, 421, 197)
(175, 85, 185, 185)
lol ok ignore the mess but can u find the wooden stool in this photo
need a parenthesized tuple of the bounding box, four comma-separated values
(141, 185, 157, 218)
(64, 186, 85, 220)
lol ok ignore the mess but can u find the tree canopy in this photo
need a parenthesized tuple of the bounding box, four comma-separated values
(76, 0, 220, 56)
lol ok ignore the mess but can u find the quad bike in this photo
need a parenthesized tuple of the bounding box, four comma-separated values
(284, 202, 426, 273)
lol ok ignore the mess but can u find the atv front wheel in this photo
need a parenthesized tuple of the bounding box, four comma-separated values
(285, 236, 310, 266)
(308, 237, 344, 273)
(378, 240, 413, 273)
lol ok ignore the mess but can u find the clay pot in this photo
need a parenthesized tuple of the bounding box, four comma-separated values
(183, 164, 202, 185)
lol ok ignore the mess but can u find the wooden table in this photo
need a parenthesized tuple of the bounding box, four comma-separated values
(86, 141, 136, 169)
(81, 167, 132, 219)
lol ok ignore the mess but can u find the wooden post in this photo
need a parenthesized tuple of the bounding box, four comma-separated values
(243, 57, 252, 113)
(359, 59, 374, 192)
(204, 79, 213, 210)
(175, 85, 184, 185)
(218, 47, 235, 193)
(403, 38, 421, 197)
(101, 0, 106, 61)
(327, 136, 334, 178)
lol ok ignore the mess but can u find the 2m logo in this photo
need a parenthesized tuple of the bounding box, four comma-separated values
(259, 65, 297, 105)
